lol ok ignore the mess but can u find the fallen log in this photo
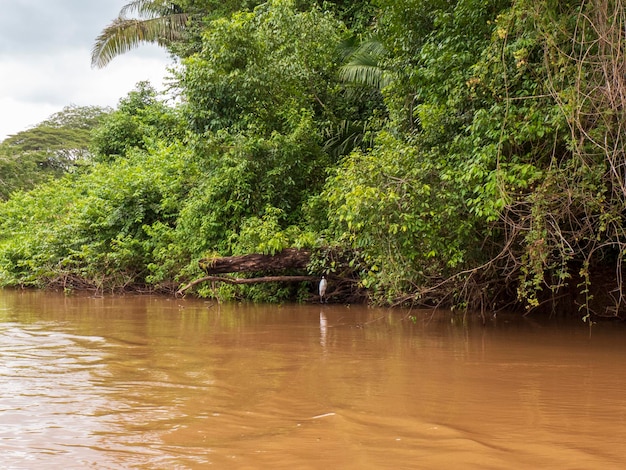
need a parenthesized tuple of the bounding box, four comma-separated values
(199, 248, 310, 274)
(183, 248, 366, 303)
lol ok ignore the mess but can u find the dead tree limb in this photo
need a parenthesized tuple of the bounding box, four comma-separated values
(199, 248, 310, 274)
(176, 274, 317, 296)
(186, 248, 366, 303)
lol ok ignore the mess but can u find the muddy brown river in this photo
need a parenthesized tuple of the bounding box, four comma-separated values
(1, 290, 625, 468)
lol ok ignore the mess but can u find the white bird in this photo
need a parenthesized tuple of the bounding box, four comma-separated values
(319, 275, 327, 303)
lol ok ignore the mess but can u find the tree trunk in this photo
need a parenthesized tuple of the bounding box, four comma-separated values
(199, 248, 310, 274)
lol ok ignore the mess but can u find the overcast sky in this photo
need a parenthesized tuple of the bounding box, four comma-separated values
(0, 1, 173, 141)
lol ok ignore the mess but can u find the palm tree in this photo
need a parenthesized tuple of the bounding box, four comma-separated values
(91, 0, 189, 68)
(322, 36, 391, 157)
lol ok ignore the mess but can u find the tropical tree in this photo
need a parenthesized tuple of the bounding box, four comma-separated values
(91, 0, 271, 68)
(90, 81, 183, 161)
(0, 105, 109, 199)
(173, 1, 345, 249)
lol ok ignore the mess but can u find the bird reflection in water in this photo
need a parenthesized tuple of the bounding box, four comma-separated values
(320, 311, 327, 349)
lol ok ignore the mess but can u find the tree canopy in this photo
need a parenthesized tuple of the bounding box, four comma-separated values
(0, 105, 109, 199)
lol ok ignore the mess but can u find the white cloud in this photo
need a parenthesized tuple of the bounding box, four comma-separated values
(0, 0, 173, 141)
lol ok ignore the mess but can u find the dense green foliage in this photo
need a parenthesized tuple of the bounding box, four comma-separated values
(1, 0, 626, 317)
(0, 105, 108, 199)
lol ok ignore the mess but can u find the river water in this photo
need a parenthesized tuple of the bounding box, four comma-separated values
(1, 290, 626, 469)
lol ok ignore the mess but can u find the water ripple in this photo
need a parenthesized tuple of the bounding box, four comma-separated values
(0, 323, 117, 468)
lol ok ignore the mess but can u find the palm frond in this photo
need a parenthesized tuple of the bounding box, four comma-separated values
(337, 36, 360, 62)
(91, 13, 188, 68)
(120, 0, 182, 19)
(354, 37, 387, 58)
(339, 37, 392, 90)
(323, 119, 375, 157)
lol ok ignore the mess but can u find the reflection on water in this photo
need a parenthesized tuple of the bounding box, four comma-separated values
(320, 311, 327, 349)
(1, 290, 626, 468)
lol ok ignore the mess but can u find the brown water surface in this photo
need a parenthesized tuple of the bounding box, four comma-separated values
(1, 290, 625, 468)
